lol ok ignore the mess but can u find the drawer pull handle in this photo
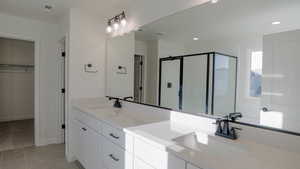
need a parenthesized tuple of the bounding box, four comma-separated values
(109, 154, 119, 162)
(109, 133, 120, 139)
(81, 127, 87, 131)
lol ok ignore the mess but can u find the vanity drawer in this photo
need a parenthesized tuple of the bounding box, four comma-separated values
(102, 137, 133, 169)
(73, 108, 102, 134)
(134, 138, 185, 169)
(102, 122, 133, 152)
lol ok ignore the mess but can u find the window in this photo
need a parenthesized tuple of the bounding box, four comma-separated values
(250, 51, 263, 97)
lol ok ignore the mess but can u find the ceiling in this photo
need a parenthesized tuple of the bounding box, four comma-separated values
(0, 0, 131, 23)
(136, 0, 300, 44)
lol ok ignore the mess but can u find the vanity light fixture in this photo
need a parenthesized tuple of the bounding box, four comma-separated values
(120, 12, 127, 26)
(106, 21, 112, 33)
(272, 21, 281, 25)
(113, 20, 120, 31)
(106, 11, 127, 34)
(44, 4, 53, 12)
(211, 0, 219, 4)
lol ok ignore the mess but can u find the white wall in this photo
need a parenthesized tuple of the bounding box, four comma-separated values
(0, 12, 61, 145)
(262, 30, 300, 131)
(0, 38, 34, 121)
(145, 40, 159, 104)
(106, 32, 135, 98)
(68, 8, 106, 99)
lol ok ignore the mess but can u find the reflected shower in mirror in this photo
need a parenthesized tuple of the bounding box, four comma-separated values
(106, 0, 300, 134)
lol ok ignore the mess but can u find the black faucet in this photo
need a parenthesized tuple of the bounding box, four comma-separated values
(215, 116, 241, 140)
(123, 96, 133, 101)
(108, 97, 122, 108)
(229, 112, 242, 121)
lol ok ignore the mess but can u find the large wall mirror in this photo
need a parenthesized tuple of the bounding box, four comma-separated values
(106, 0, 300, 134)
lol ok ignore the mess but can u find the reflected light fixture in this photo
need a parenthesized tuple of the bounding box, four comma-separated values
(106, 11, 127, 34)
(193, 37, 199, 41)
(272, 21, 281, 25)
(106, 21, 112, 33)
(44, 4, 53, 12)
(113, 21, 120, 31)
(211, 0, 219, 4)
(120, 11, 127, 26)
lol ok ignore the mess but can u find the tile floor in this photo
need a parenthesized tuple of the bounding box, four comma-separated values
(0, 144, 82, 169)
(0, 119, 34, 152)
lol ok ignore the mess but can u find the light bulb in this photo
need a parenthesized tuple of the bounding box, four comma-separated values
(272, 21, 281, 25)
(106, 26, 112, 33)
(121, 18, 127, 26)
(113, 22, 119, 30)
(211, 0, 219, 3)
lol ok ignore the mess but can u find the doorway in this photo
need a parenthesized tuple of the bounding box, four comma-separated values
(0, 37, 35, 151)
(134, 55, 145, 102)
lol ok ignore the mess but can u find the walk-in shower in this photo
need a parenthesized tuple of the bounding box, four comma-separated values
(159, 52, 237, 115)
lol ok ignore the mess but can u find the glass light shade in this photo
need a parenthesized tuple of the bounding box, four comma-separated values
(106, 26, 112, 33)
(113, 22, 119, 30)
(121, 18, 127, 26)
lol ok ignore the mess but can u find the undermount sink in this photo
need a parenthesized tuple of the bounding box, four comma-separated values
(172, 132, 244, 155)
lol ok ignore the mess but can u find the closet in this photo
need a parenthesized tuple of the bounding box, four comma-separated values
(0, 37, 34, 151)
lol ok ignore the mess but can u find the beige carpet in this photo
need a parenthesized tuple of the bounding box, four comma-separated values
(0, 119, 34, 152)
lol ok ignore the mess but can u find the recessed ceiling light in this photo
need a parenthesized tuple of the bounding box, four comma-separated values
(193, 37, 199, 41)
(272, 21, 281, 25)
(211, 0, 219, 4)
(44, 4, 53, 12)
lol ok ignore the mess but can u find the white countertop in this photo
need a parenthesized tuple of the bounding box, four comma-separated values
(126, 120, 300, 169)
(72, 98, 300, 169)
(72, 98, 166, 129)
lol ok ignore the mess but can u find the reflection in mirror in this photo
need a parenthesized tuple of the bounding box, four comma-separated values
(106, 0, 300, 134)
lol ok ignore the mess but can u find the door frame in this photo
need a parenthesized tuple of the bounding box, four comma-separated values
(58, 37, 66, 143)
(0, 32, 41, 146)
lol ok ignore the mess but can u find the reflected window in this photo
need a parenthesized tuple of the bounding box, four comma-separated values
(250, 51, 263, 97)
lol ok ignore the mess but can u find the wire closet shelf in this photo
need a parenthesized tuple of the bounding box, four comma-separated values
(0, 64, 34, 73)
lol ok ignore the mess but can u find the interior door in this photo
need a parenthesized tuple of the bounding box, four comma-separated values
(160, 59, 181, 110)
(134, 55, 144, 102)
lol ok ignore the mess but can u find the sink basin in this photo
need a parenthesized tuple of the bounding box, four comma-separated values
(172, 132, 245, 155)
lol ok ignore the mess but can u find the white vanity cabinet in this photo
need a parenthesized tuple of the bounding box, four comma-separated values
(71, 108, 206, 169)
(71, 108, 134, 169)
(132, 137, 185, 169)
(72, 119, 103, 169)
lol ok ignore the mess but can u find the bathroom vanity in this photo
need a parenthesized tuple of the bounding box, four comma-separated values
(69, 98, 300, 169)
(68, 1, 300, 169)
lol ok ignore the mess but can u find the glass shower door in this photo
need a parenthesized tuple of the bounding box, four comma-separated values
(182, 55, 208, 113)
(160, 59, 181, 110)
(212, 54, 237, 116)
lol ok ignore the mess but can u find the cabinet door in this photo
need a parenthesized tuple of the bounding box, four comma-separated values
(81, 125, 103, 169)
(72, 120, 84, 164)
